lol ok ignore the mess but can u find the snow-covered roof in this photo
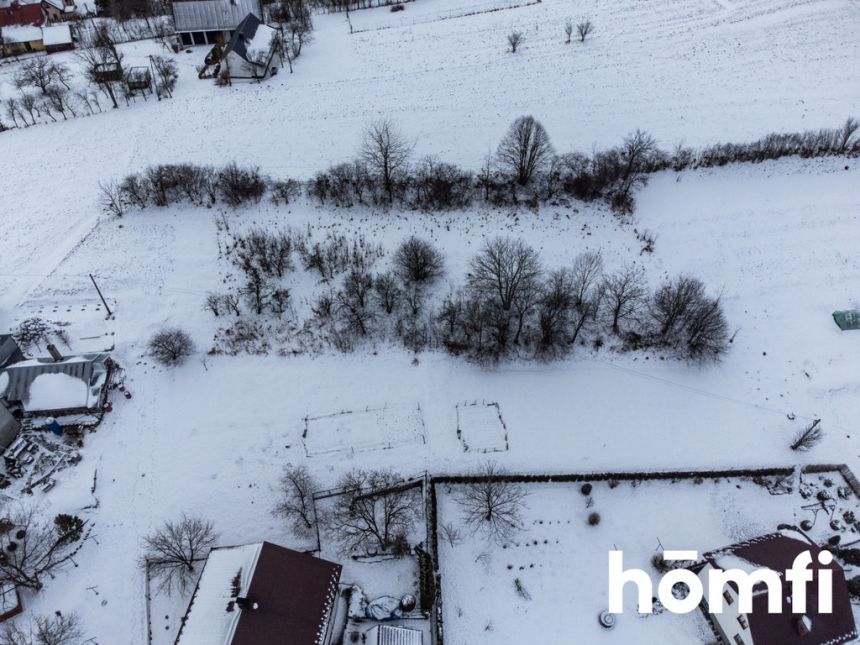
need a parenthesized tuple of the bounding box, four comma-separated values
(224, 13, 275, 65)
(172, 0, 260, 33)
(176, 543, 262, 645)
(176, 541, 342, 645)
(42, 23, 71, 46)
(1, 24, 41, 42)
(1, 353, 109, 412)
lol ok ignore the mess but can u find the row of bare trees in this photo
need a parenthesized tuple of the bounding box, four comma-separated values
(273, 461, 528, 555)
(439, 237, 729, 363)
(102, 116, 860, 216)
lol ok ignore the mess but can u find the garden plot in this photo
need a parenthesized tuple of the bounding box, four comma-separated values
(456, 401, 509, 453)
(436, 472, 860, 645)
(303, 404, 426, 457)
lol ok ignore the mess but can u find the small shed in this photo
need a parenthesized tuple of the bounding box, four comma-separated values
(833, 310, 860, 331)
(93, 60, 123, 82)
(124, 66, 151, 91)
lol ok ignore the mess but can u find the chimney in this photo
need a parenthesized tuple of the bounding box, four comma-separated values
(46, 344, 64, 362)
(235, 597, 259, 611)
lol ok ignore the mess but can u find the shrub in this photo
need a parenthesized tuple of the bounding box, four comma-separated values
(270, 178, 302, 205)
(148, 328, 194, 366)
(393, 237, 445, 284)
(217, 162, 267, 207)
(587, 512, 600, 526)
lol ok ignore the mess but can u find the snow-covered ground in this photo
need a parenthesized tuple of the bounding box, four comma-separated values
(0, 0, 858, 642)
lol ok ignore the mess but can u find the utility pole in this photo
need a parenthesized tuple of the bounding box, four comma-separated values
(90, 274, 113, 318)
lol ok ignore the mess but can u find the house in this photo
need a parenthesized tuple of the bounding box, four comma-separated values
(366, 625, 423, 645)
(0, 1, 45, 29)
(0, 23, 42, 55)
(221, 13, 279, 80)
(41, 23, 72, 51)
(0, 350, 110, 415)
(698, 530, 857, 645)
(41, 0, 75, 22)
(172, 0, 262, 47)
(174, 542, 341, 645)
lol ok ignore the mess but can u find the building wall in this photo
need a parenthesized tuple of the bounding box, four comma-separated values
(698, 564, 755, 645)
(2, 38, 45, 56)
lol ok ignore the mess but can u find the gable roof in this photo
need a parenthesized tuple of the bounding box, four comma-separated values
(172, 0, 260, 33)
(223, 12, 275, 64)
(0, 2, 44, 28)
(176, 542, 342, 645)
(704, 531, 857, 645)
(42, 23, 71, 45)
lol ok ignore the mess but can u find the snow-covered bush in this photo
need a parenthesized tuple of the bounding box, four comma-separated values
(148, 328, 194, 366)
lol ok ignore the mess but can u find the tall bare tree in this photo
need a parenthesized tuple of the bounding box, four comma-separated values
(273, 465, 318, 537)
(497, 116, 554, 185)
(360, 119, 412, 203)
(143, 515, 216, 593)
(576, 19, 593, 42)
(468, 237, 542, 312)
(456, 462, 526, 541)
(326, 469, 418, 554)
(603, 264, 647, 334)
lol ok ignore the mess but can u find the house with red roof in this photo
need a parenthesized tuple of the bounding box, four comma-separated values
(174, 541, 342, 645)
(698, 529, 857, 645)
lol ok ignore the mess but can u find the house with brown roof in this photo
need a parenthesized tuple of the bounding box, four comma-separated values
(698, 530, 857, 645)
(174, 541, 342, 645)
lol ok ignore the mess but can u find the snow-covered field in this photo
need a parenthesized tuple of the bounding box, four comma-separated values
(0, 0, 858, 642)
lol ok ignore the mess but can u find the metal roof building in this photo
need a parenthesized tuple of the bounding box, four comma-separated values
(0, 353, 109, 414)
(172, 0, 262, 46)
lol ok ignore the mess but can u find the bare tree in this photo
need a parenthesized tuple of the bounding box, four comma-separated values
(651, 275, 728, 360)
(564, 20, 573, 44)
(603, 264, 647, 333)
(360, 119, 412, 203)
(393, 237, 444, 284)
(507, 31, 523, 53)
(76, 26, 124, 109)
(535, 268, 575, 356)
(143, 515, 216, 593)
(326, 469, 418, 554)
(18, 93, 39, 125)
(3, 98, 21, 128)
(651, 275, 703, 339)
(0, 508, 89, 591)
(439, 522, 463, 547)
(496, 116, 554, 185)
(373, 272, 402, 314)
(0, 612, 83, 645)
(576, 19, 593, 42)
(613, 129, 657, 211)
(14, 58, 55, 95)
(456, 462, 526, 541)
(273, 465, 318, 537)
(468, 237, 542, 312)
(335, 270, 376, 336)
(99, 180, 125, 216)
(148, 328, 194, 365)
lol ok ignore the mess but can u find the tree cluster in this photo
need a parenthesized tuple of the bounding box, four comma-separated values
(439, 240, 728, 363)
